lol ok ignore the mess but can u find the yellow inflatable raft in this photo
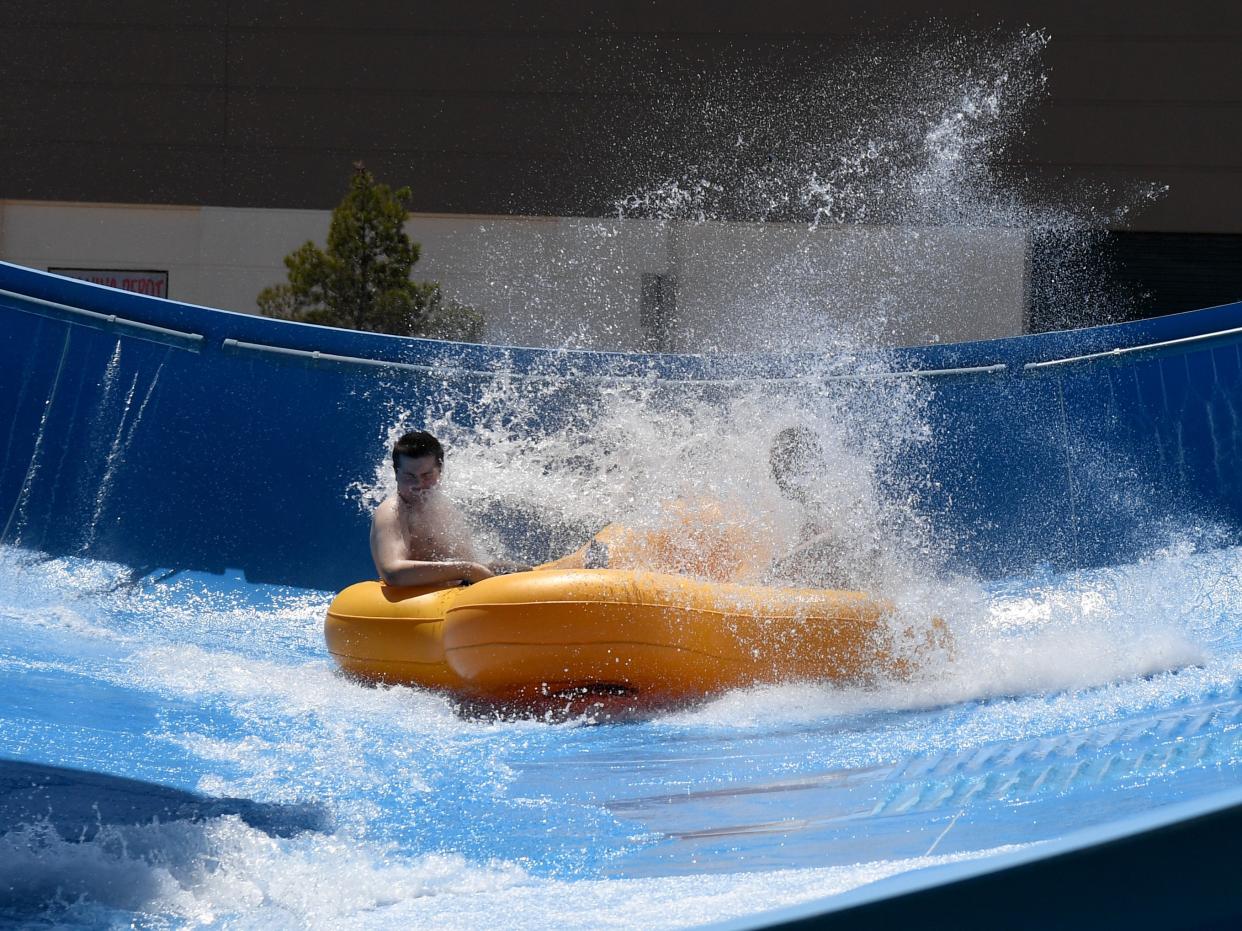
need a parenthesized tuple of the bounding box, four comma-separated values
(324, 568, 945, 711)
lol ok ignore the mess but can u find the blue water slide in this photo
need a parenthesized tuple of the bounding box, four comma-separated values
(2, 259, 1241, 588)
(4, 259, 1242, 927)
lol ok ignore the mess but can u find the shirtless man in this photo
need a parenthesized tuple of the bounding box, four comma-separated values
(767, 425, 875, 590)
(369, 431, 497, 587)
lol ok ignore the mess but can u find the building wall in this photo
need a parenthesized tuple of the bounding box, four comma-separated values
(6, 2, 1233, 339)
(0, 200, 1026, 350)
(1, 2, 1239, 233)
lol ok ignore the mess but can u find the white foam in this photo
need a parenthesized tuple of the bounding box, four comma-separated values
(0, 602, 123, 642)
(0, 813, 1021, 929)
(663, 547, 1234, 732)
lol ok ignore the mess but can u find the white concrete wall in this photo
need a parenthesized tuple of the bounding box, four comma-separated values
(0, 200, 1027, 351)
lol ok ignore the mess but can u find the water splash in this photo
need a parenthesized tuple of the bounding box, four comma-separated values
(349, 352, 949, 636)
(0, 811, 1018, 929)
(1, 330, 73, 547)
(606, 27, 1159, 344)
(465, 27, 1162, 355)
(81, 356, 165, 554)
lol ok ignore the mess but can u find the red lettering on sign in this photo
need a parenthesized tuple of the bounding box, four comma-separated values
(51, 269, 167, 296)
(119, 278, 166, 297)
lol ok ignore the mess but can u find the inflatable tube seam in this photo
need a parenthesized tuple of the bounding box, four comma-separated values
(445, 601, 879, 622)
(444, 639, 757, 662)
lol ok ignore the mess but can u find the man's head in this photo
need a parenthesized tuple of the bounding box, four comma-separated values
(392, 431, 445, 504)
(769, 426, 826, 499)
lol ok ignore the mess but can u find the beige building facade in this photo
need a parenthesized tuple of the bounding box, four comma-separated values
(1, 3, 1238, 342)
(0, 200, 1026, 350)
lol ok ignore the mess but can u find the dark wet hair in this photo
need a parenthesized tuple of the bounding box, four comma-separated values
(392, 431, 444, 469)
(769, 426, 825, 494)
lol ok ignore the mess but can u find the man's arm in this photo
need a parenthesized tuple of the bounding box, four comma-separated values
(436, 499, 530, 575)
(769, 533, 851, 589)
(485, 558, 532, 575)
(370, 500, 493, 587)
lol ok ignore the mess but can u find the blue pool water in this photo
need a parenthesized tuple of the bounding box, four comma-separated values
(3, 533, 1240, 928)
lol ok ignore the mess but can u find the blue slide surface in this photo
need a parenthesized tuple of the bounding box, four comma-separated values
(2, 261, 1241, 928)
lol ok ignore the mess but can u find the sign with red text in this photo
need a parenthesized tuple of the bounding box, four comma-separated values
(49, 268, 169, 298)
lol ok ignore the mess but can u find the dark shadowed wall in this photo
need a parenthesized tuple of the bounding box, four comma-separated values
(1, 1, 1240, 232)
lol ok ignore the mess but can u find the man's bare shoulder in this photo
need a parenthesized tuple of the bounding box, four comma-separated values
(372, 494, 401, 527)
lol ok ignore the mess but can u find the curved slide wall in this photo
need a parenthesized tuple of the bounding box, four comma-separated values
(2, 258, 1242, 590)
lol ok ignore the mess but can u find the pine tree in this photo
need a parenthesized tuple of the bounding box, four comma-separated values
(258, 163, 483, 341)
